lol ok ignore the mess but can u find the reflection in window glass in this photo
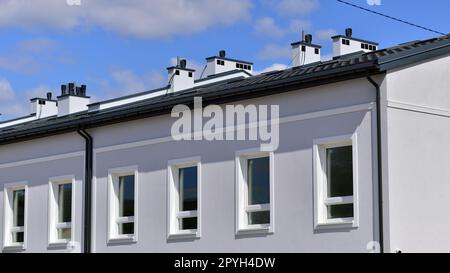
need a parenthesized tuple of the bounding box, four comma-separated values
(118, 175, 135, 235)
(179, 166, 198, 230)
(12, 189, 25, 243)
(326, 146, 353, 198)
(248, 157, 270, 205)
(57, 183, 72, 240)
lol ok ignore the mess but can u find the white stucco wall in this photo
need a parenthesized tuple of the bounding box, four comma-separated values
(385, 54, 450, 252)
(0, 77, 379, 253)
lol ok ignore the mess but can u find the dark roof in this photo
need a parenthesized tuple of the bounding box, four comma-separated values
(291, 41, 322, 49)
(332, 35, 379, 46)
(1, 34, 450, 145)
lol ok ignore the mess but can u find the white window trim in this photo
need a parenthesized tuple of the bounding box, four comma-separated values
(3, 181, 28, 251)
(47, 175, 76, 249)
(235, 149, 275, 235)
(167, 157, 202, 240)
(107, 166, 139, 244)
(313, 134, 359, 230)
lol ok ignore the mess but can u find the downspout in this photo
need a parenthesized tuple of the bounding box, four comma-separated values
(78, 128, 93, 253)
(367, 75, 384, 253)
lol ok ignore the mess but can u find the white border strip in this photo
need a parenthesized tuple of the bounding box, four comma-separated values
(0, 151, 84, 169)
(388, 100, 450, 118)
(95, 102, 375, 154)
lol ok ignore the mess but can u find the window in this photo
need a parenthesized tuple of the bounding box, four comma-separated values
(314, 135, 358, 229)
(236, 149, 274, 235)
(301, 45, 306, 52)
(175, 70, 180, 75)
(108, 166, 138, 243)
(188, 72, 193, 78)
(315, 48, 320, 55)
(342, 39, 350, 46)
(217, 60, 225, 66)
(48, 176, 75, 247)
(3, 182, 27, 250)
(168, 157, 201, 239)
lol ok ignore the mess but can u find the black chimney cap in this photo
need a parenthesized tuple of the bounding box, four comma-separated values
(179, 59, 187, 68)
(345, 28, 353, 38)
(304, 34, 313, 44)
(61, 84, 67, 95)
(219, 50, 226, 58)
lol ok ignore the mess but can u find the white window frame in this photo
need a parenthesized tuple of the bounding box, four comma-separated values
(107, 166, 139, 244)
(313, 134, 359, 229)
(3, 182, 28, 251)
(48, 175, 76, 248)
(167, 157, 201, 239)
(235, 149, 275, 235)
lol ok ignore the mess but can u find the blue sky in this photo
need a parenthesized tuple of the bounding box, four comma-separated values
(0, 0, 448, 120)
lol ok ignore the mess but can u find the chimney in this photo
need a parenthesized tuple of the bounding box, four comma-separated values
(332, 28, 379, 57)
(291, 34, 321, 66)
(30, 91, 57, 119)
(204, 50, 253, 78)
(167, 59, 195, 93)
(57, 83, 90, 116)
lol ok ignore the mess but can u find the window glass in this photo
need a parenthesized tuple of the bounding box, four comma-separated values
(119, 222, 134, 235)
(12, 189, 25, 243)
(248, 211, 270, 225)
(119, 175, 135, 217)
(328, 204, 354, 219)
(326, 146, 353, 198)
(179, 217, 197, 230)
(179, 166, 198, 212)
(58, 184, 72, 223)
(248, 157, 270, 205)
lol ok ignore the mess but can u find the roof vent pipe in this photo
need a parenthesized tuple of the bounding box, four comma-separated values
(46, 92, 52, 100)
(345, 28, 353, 38)
(219, 50, 226, 58)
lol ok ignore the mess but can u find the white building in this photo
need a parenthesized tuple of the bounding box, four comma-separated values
(1, 29, 450, 253)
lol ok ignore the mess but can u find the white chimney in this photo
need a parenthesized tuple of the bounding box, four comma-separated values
(167, 59, 195, 93)
(204, 50, 253, 78)
(332, 28, 378, 58)
(291, 34, 321, 67)
(30, 92, 57, 119)
(57, 83, 90, 117)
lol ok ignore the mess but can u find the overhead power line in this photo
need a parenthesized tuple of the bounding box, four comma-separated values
(337, 0, 446, 36)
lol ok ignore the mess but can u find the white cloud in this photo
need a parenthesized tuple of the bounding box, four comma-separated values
(315, 28, 338, 41)
(108, 66, 166, 95)
(0, 78, 15, 102)
(0, 0, 252, 39)
(289, 19, 312, 33)
(276, 0, 320, 16)
(258, 44, 291, 60)
(254, 63, 288, 75)
(254, 17, 286, 38)
(0, 38, 60, 75)
(0, 78, 29, 119)
(18, 38, 57, 53)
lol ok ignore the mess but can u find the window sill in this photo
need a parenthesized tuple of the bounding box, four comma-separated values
(236, 225, 273, 236)
(107, 236, 137, 245)
(168, 230, 200, 240)
(3, 244, 26, 252)
(47, 241, 75, 250)
(315, 220, 358, 231)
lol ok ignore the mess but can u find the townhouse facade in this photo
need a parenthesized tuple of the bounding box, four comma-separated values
(1, 29, 450, 253)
